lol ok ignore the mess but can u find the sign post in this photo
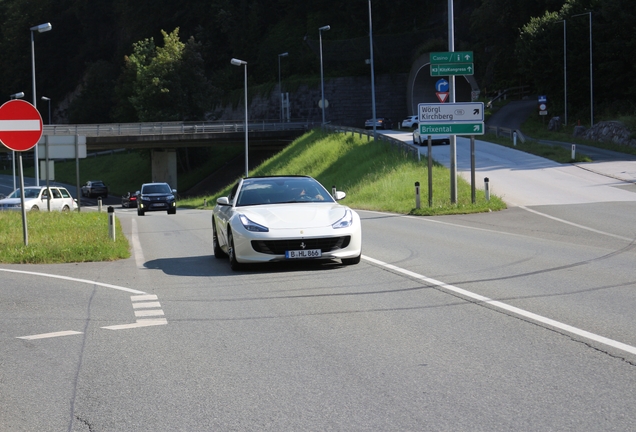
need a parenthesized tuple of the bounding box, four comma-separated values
(0, 99, 44, 245)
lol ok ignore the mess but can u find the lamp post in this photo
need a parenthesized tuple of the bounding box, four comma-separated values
(41, 96, 52, 209)
(9, 92, 25, 192)
(41, 96, 51, 125)
(278, 52, 288, 123)
(368, 1, 377, 140)
(231, 58, 249, 178)
(560, 20, 567, 126)
(318, 25, 330, 125)
(30, 22, 52, 187)
(572, 11, 593, 126)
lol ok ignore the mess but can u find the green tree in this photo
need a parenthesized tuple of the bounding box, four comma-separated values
(114, 27, 217, 122)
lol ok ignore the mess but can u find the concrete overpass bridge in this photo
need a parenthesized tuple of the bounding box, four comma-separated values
(41, 120, 315, 189)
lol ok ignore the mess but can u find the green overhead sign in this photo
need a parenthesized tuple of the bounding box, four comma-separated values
(430, 63, 474, 76)
(430, 51, 474, 64)
(419, 123, 484, 136)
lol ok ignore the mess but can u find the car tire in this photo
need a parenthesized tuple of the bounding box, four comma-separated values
(212, 219, 226, 259)
(168, 208, 176, 215)
(62, 205, 70, 212)
(31, 205, 40, 211)
(228, 230, 243, 271)
(342, 255, 361, 265)
(137, 209, 145, 216)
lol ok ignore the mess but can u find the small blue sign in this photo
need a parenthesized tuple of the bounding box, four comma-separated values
(538, 95, 547, 103)
(436, 79, 449, 92)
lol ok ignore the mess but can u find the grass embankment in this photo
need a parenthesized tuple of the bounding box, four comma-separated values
(0, 211, 130, 263)
(179, 129, 506, 216)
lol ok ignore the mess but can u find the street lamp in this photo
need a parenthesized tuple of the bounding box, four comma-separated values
(572, 11, 593, 126)
(558, 19, 567, 126)
(278, 52, 288, 123)
(41, 96, 51, 125)
(30, 22, 52, 187)
(368, 1, 377, 140)
(231, 58, 249, 178)
(318, 25, 330, 125)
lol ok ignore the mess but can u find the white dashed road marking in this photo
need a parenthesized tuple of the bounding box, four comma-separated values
(102, 294, 167, 330)
(17, 331, 83, 340)
(1, 269, 168, 338)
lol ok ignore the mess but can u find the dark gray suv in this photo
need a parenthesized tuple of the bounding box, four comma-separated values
(136, 182, 177, 216)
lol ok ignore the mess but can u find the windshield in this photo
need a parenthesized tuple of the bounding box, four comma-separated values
(8, 188, 40, 199)
(142, 184, 172, 194)
(236, 177, 333, 206)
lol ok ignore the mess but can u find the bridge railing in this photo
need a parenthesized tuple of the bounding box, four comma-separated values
(322, 124, 419, 161)
(43, 120, 318, 136)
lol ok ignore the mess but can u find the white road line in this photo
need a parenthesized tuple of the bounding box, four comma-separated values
(17, 330, 83, 340)
(131, 218, 146, 269)
(362, 255, 636, 356)
(102, 319, 167, 330)
(0, 268, 147, 294)
(132, 301, 162, 309)
(131, 294, 158, 301)
(519, 206, 633, 241)
(135, 309, 165, 317)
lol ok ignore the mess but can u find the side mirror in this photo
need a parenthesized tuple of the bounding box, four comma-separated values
(216, 197, 230, 206)
(334, 191, 346, 201)
(172, 189, 177, 194)
(135, 191, 140, 196)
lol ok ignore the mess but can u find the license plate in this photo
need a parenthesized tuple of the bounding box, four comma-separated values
(152, 203, 165, 207)
(285, 249, 322, 259)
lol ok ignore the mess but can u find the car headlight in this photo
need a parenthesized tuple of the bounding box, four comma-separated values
(239, 214, 269, 232)
(332, 209, 353, 229)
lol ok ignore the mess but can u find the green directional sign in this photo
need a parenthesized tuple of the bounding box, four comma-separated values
(430, 63, 474, 76)
(419, 123, 484, 136)
(430, 51, 474, 64)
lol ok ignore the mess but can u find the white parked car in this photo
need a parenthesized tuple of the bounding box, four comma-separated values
(401, 115, 418, 129)
(0, 186, 76, 212)
(212, 175, 362, 271)
(412, 127, 450, 146)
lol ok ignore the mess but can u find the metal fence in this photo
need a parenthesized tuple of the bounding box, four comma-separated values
(43, 120, 318, 137)
(322, 124, 419, 160)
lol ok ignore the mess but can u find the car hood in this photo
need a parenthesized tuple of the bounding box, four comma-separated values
(0, 197, 36, 205)
(238, 203, 348, 229)
(141, 193, 173, 198)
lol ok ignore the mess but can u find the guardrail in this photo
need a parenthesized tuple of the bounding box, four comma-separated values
(43, 120, 318, 137)
(485, 125, 526, 143)
(323, 124, 419, 161)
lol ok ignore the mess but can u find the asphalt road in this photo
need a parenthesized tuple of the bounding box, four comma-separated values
(2, 136, 636, 431)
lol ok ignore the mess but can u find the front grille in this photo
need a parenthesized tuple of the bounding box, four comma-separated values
(252, 236, 351, 255)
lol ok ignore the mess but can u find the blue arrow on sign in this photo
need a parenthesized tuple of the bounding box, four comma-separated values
(436, 79, 449, 92)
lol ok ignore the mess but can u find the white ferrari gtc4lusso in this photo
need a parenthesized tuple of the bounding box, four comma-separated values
(212, 175, 362, 271)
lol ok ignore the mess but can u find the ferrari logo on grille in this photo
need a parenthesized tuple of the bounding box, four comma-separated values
(300, 242, 306, 249)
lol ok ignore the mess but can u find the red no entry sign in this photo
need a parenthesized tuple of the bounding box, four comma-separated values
(0, 99, 43, 152)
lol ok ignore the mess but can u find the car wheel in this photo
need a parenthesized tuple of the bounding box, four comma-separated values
(62, 205, 70, 212)
(137, 209, 144, 216)
(168, 208, 176, 215)
(212, 219, 226, 259)
(30, 205, 40, 211)
(228, 230, 243, 271)
(342, 255, 361, 265)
